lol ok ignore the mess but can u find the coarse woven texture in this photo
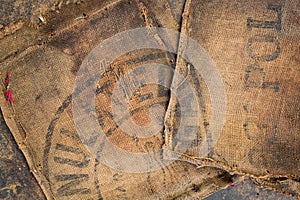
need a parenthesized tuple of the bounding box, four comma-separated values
(0, 0, 299, 199)
(164, 0, 300, 197)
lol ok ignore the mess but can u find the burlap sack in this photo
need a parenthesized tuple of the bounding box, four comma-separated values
(0, 0, 299, 199)
(164, 0, 300, 197)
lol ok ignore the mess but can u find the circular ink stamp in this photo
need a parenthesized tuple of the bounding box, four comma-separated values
(43, 49, 175, 199)
(43, 27, 226, 199)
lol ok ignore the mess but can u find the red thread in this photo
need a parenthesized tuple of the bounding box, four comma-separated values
(5, 89, 15, 104)
(4, 72, 15, 104)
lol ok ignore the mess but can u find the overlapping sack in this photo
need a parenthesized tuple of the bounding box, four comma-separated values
(165, 0, 300, 196)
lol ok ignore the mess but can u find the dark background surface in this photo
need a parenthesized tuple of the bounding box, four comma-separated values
(0, 112, 45, 199)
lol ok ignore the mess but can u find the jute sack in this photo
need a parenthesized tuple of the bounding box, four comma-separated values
(0, 0, 240, 199)
(164, 0, 300, 197)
